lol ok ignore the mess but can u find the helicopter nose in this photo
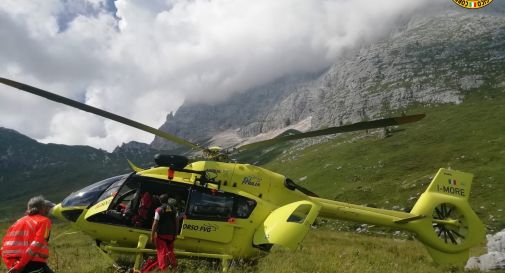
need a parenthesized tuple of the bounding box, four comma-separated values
(51, 203, 65, 221)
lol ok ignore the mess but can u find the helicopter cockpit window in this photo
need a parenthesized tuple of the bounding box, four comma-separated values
(187, 190, 234, 221)
(234, 197, 256, 218)
(94, 174, 130, 205)
(61, 175, 127, 207)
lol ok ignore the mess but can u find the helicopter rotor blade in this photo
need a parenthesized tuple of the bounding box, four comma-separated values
(0, 77, 203, 151)
(235, 113, 425, 151)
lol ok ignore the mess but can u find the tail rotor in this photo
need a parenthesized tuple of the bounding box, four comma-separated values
(410, 168, 486, 265)
(431, 203, 468, 245)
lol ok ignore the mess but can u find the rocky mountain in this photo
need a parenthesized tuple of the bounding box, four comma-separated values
(151, 4, 505, 151)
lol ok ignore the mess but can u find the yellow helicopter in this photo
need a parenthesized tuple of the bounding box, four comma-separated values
(0, 78, 486, 272)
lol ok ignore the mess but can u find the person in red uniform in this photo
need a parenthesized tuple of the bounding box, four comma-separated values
(1, 196, 55, 273)
(133, 191, 154, 228)
(144, 194, 177, 272)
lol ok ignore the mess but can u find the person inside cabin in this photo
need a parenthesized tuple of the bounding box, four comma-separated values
(237, 200, 255, 218)
(106, 188, 139, 225)
(132, 191, 155, 228)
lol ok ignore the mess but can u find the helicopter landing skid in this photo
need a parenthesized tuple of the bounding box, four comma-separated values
(97, 235, 233, 272)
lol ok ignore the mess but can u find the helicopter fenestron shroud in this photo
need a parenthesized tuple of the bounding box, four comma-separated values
(0, 77, 424, 155)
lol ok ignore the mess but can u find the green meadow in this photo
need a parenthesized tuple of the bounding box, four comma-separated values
(1, 223, 503, 273)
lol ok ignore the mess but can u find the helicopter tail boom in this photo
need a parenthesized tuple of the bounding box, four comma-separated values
(311, 168, 485, 265)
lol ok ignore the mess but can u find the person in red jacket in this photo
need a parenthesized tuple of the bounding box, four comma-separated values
(132, 191, 154, 228)
(1, 196, 55, 273)
(143, 194, 178, 272)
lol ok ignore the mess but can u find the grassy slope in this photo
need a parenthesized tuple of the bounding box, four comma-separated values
(1, 223, 502, 273)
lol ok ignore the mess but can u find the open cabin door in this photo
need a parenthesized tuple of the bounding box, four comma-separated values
(86, 174, 192, 229)
(253, 201, 320, 250)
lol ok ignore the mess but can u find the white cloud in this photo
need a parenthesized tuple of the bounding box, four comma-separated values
(0, 0, 437, 151)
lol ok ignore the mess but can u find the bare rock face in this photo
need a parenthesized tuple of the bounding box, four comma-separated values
(466, 230, 505, 271)
(151, 6, 505, 151)
(296, 10, 505, 130)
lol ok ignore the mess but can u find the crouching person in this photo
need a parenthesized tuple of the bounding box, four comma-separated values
(1, 196, 55, 273)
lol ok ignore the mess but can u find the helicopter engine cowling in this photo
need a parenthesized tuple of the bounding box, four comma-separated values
(154, 154, 189, 170)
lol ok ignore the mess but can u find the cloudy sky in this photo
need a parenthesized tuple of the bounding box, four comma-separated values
(0, 0, 437, 151)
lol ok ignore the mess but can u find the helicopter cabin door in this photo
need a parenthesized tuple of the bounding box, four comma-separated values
(180, 188, 237, 243)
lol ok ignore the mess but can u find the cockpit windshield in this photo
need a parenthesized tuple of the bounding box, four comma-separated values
(61, 174, 128, 207)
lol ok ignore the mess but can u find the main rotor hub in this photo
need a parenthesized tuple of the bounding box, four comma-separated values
(203, 146, 230, 162)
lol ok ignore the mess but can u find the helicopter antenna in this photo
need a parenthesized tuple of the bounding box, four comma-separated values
(0, 78, 203, 151)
